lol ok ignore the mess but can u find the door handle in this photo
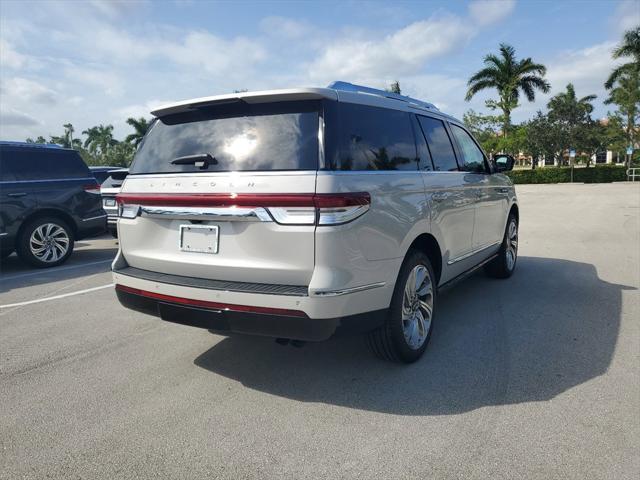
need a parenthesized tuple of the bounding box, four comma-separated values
(7, 192, 27, 197)
(432, 192, 448, 202)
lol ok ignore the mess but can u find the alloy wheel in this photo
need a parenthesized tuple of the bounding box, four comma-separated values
(401, 264, 434, 350)
(29, 223, 70, 263)
(506, 220, 518, 271)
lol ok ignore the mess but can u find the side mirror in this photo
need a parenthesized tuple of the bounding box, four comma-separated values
(494, 154, 515, 173)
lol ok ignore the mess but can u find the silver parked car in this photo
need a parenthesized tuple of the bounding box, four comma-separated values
(112, 81, 518, 363)
(100, 169, 128, 237)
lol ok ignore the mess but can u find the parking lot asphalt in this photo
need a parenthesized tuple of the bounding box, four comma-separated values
(1, 183, 639, 480)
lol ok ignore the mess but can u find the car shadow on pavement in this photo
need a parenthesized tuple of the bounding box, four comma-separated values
(0, 247, 117, 294)
(194, 256, 635, 415)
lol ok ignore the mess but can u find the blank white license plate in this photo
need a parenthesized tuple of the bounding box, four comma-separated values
(103, 198, 116, 207)
(179, 225, 219, 254)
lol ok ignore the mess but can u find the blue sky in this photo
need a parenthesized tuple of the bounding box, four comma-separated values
(0, 0, 638, 141)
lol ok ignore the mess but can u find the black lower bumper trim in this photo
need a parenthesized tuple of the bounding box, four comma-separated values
(116, 289, 386, 341)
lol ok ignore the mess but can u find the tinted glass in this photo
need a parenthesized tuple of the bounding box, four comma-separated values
(450, 124, 486, 173)
(0, 148, 89, 181)
(417, 116, 458, 171)
(130, 101, 320, 174)
(411, 115, 433, 171)
(335, 103, 417, 171)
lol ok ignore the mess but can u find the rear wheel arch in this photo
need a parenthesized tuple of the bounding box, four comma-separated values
(509, 203, 519, 224)
(18, 208, 78, 240)
(406, 233, 442, 286)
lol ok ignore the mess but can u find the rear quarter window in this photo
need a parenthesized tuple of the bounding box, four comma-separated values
(334, 103, 417, 171)
(0, 148, 90, 181)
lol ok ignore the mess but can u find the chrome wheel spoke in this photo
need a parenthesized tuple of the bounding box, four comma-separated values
(401, 264, 434, 350)
(30, 223, 69, 262)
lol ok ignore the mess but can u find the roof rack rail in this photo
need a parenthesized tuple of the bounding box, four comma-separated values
(0, 141, 62, 149)
(328, 81, 438, 110)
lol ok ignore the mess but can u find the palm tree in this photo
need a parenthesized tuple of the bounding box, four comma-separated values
(547, 83, 598, 166)
(82, 124, 117, 156)
(125, 117, 151, 147)
(465, 43, 550, 135)
(548, 83, 597, 119)
(605, 26, 640, 90)
(605, 70, 640, 167)
(50, 123, 82, 149)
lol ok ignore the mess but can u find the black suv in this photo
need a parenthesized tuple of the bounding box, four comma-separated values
(0, 142, 106, 267)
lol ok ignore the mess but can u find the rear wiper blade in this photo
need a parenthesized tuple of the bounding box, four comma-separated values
(170, 153, 218, 169)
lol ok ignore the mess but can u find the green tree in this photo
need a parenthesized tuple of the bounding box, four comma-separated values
(125, 117, 151, 147)
(547, 83, 597, 165)
(604, 70, 640, 165)
(82, 124, 117, 157)
(26, 136, 47, 144)
(387, 81, 401, 94)
(463, 109, 501, 153)
(605, 26, 640, 89)
(465, 43, 550, 136)
(50, 123, 82, 149)
(522, 112, 563, 168)
(101, 141, 136, 167)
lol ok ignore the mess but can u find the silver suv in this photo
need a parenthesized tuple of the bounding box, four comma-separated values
(112, 81, 518, 363)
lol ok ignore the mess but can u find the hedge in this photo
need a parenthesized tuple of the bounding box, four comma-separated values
(505, 165, 628, 184)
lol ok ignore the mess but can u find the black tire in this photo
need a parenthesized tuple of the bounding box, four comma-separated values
(367, 250, 437, 363)
(16, 217, 75, 268)
(484, 213, 518, 279)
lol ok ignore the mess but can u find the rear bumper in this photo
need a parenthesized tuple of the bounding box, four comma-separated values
(116, 284, 386, 341)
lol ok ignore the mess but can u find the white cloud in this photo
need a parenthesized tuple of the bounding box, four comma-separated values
(306, 2, 517, 85)
(1, 77, 58, 105)
(610, 0, 640, 32)
(0, 108, 40, 127)
(0, 40, 30, 69)
(468, 0, 516, 27)
(163, 31, 267, 74)
(308, 14, 472, 82)
(63, 66, 125, 97)
(260, 16, 314, 39)
(546, 42, 620, 95)
(115, 100, 173, 121)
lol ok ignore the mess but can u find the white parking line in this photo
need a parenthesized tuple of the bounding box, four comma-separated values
(0, 284, 114, 309)
(0, 259, 112, 281)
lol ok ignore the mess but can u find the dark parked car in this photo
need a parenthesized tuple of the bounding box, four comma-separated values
(100, 168, 128, 237)
(89, 166, 121, 184)
(0, 142, 106, 267)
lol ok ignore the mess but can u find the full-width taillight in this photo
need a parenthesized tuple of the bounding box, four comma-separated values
(83, 184, 101, 195)
(115, 192, 371, 226)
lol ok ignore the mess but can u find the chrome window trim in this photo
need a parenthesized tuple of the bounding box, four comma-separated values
(0, 177, 95, 184)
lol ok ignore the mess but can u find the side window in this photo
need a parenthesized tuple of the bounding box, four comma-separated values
(450, 124, 486, 173)
(336, 103, 417, 171)
(411, 115, 433, 171)
(0, 149, 89, 181)
(417, 116, 458, 172)
(0, 150, 17, 181)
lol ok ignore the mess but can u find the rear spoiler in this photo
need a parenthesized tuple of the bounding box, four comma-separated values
(150, 88, 338, 117)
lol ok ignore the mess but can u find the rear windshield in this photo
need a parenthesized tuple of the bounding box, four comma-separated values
(129, 100, 320, 174)
(0, 147, 90, 182)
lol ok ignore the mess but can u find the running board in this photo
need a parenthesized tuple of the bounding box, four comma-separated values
(437, 254, 499, 292)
